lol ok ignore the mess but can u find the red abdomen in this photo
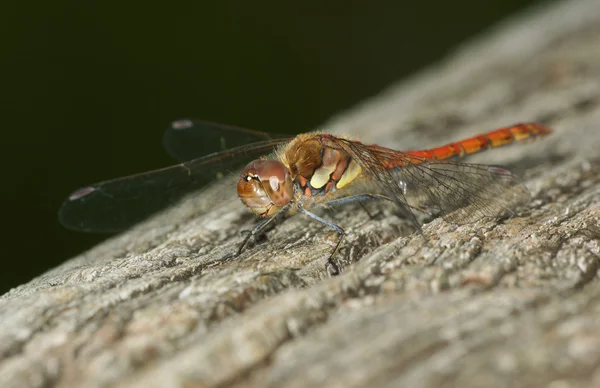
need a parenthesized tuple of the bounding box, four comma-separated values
(404, 123, 552, 161)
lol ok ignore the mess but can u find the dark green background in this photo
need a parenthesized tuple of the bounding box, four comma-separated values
(1, 1, 549, 294)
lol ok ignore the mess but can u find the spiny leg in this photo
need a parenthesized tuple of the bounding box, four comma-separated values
(327, 193, 430, 249)
(328, 194, 387, 220)
(326, 193, 436, 217)
(358, 201, 382, 220)
(238, 211, 284, 255)
(298, 205, 344, 276)
(325, 193, 391, 208)
(323, 198, 381, 220)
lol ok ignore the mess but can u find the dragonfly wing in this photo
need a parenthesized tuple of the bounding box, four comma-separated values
(319, 136, 530, 226)
(390, 160, 531, 224)
(164, 119, 287, 162)
(59, 137, 291, 233)
(318, 137, 422, 228)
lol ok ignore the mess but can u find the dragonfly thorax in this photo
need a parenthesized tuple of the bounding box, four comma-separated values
(237, 159, 294, 217)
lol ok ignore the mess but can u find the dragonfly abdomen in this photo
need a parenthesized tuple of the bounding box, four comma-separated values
(404, 122, 552, 162)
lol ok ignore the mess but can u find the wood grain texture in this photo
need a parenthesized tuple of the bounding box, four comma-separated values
(2, 0, 600, 387)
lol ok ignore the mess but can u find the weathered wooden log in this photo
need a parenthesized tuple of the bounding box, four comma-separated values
(2, 0, 600, 386)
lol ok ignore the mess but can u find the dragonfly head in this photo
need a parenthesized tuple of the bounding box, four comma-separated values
(237, 159, 294, 217)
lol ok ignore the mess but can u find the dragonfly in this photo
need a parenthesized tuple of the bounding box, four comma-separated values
(60, 120, 552, 274)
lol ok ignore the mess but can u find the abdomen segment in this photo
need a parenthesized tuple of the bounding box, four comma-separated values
(405, 122, 552, 161)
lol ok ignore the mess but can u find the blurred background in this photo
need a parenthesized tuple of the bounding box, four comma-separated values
(1, 0, 551, 294)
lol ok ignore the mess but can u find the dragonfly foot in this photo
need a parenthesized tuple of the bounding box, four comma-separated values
(326, 257, 340, 276)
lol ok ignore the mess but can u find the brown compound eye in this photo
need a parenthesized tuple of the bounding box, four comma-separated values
(255, 160, 293, 205)
(237, 159, 294, 216)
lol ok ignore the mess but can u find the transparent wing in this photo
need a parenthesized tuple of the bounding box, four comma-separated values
(59, 120, 292, 232)
(163, 119, 286, 162)
(390, 161, 530, 224)
(319, 136, 530, 226)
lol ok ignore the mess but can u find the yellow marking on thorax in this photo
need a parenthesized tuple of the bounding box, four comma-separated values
(310, 163, 337, 188)
(337, 160, 362, 188)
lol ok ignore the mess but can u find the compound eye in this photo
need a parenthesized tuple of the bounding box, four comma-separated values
(237, 159, 293, 211)
(253, 160, 293, 207)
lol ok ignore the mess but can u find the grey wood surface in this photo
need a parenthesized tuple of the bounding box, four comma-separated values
(2, 0, 600, 387)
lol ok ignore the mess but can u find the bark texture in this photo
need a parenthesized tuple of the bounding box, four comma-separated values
(2, 0, 600, 387)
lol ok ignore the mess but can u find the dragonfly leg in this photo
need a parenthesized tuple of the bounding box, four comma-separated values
(358, 201, 382, 220)
(326, 194, 436, 217)
(298, 205, 344, 276)
(326, 194, 391, 220)
(327, 193, 427, 244)
(325, 193, 391, 207)
(238, 213, 282, 256)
